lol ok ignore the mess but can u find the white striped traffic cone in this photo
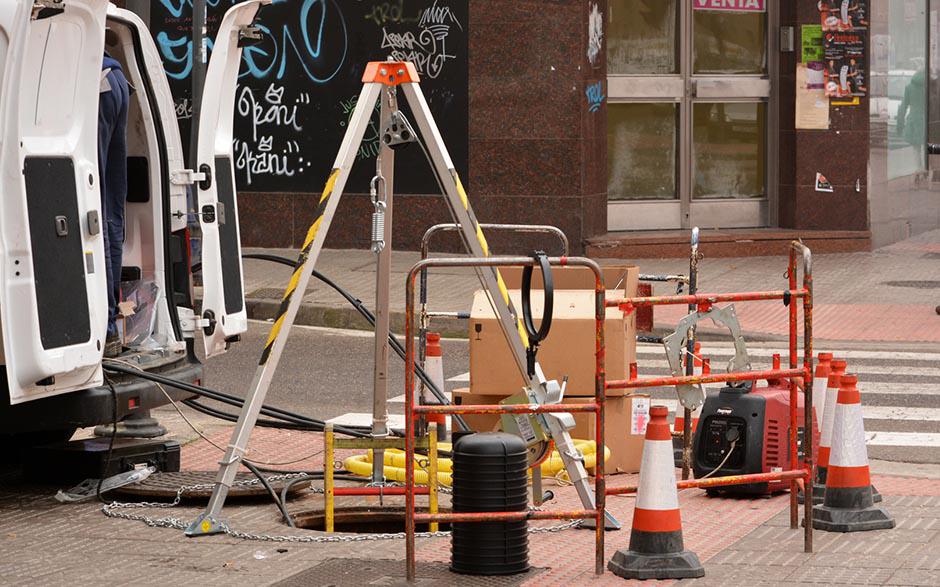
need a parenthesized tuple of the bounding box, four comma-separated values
(608, 406, 704, 580)
(805, 355, 842, 504)
(812, 374, 894, 532)
(812, 353, 833, 443)
(814, 358, 847, 502)
(423, 333, 449, 435)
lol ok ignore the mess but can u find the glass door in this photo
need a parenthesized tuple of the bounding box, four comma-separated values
(607, 0, 775, 231)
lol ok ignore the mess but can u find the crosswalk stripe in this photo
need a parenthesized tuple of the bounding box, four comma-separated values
(638, 344, 940, 362)
(633, 358, 940, 379)
(865, 432, 940, 448)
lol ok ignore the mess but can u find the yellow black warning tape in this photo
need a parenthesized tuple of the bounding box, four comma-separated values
(259, 169, 340, 365)
(452, 171, 529, 348)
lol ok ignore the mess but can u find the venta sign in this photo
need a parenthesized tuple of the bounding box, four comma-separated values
(694, 0, 766, 12)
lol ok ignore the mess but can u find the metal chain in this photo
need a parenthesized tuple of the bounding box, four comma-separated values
(101, 475, 582, 542)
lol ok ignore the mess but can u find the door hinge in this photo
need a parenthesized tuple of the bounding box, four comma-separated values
(32, 0, 64, 20)
(238, 25, 263, 47)
(170, 169, 207, 186)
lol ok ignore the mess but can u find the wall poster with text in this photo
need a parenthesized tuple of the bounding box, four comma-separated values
(818, 0, 869, 98)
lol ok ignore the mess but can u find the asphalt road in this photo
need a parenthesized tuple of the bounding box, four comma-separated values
(202, 321, 940, 465)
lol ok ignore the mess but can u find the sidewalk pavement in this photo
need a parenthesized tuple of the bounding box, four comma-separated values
(6, 414, 939, 586)
(237, 228, 940, 345)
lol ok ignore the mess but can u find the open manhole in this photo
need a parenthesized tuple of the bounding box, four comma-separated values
(882, 280, 940, 289)
(292, 507, 451, 533)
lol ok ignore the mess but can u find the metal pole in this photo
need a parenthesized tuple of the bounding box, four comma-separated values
(189, 0, 206, 169)
(682, 227, 700, 480)
(793, 241, 815, 553)
(372, 87, 396, 484)
(788, 249, 799, 530)
(325, 424, 334, 533)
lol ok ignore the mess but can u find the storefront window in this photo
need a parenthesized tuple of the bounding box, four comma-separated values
(692, 102, 766, 199)
(877, 0, 928, 179)
(608, 0, 679, 74)
(608, 103, 678, 200)
(693, 9, 767, 74)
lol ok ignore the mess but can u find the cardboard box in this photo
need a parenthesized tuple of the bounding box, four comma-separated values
(499, 264, 639, 295)
(453, 389, 648, 473)
(469, 289, 636, 397)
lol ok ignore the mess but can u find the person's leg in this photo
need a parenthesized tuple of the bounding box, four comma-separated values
(97, 82, 118, 340)
(104, 68, 129, 338)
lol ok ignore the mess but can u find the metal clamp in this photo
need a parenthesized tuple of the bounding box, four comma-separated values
(170, 169, 207, 186)
(662, 303, 750, 410)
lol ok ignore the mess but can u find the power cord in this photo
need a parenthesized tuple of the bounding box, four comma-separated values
(96, 375, 119, 503)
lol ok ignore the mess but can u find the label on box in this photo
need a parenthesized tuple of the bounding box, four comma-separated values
(631, 397, 650, 435)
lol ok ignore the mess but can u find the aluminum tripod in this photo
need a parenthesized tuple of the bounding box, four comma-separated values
(186, 62, 617, 536)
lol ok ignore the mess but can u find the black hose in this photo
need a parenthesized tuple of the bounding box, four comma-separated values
(242, 460, 296, 528)
(228, 253, 470, 432)
(181, 399, 326, 431)
(103, 362, 370, 438)
(521, 251, 553, 378)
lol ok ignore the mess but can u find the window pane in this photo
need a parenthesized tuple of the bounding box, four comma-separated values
(608, 0, 679, 74)
(886, 0, 927, 179)
(693, 11, 767, 74)
(692, 102, 766, 199)
(608, 103, 678, 201)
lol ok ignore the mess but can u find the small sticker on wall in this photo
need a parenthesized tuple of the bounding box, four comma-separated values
(815, 172, 834, 192)
(631, 396, 650, 435)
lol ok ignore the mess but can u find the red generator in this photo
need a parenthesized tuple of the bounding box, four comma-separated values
(691, 378, 819, 496)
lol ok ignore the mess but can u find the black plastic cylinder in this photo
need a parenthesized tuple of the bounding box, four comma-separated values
(450, 432, 530, 576)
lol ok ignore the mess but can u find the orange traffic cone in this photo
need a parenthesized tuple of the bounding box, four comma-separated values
(608, 406, 704, 580)
(813, 375, 894, 532)
(807, 357, 845, 504)
(423, 333, 448, 433)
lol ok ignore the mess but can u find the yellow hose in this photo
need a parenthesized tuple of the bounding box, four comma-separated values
(342, 440, 609, 486)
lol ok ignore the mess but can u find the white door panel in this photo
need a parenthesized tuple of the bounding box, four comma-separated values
(0, 0, 109, 403)
(196, 0, 268, 357)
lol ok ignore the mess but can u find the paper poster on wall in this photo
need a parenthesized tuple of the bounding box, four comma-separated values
(802, 24, 824, 62)
(824, 30, 867, 98)
(815, 172, 834, 192)
(796, 64, 830, 130)
(818, 0, 868, 32)
(818, 0, 868, 99)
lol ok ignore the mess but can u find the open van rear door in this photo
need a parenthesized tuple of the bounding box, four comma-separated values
(196, 0, 267, 357)
(0, 0, 109, 404)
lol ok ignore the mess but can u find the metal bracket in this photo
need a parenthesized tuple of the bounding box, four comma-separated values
(662, 304, 751, 410)
(170, 169, 207, 186)
(32, 0, 64, 20)
(237, 24, 263, 47)
(382, 111, 418, 149)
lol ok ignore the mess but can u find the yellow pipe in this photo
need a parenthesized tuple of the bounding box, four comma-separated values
(429, 426, 439, 532)
(342, 440, 609, 485)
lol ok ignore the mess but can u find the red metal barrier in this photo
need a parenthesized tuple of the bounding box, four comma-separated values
(404, 256, 608, 582)
(605, 241, 815, 554)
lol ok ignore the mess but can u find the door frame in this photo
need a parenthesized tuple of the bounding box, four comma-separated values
(606, 0, 779, 231)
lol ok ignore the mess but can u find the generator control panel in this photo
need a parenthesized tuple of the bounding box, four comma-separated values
(702, 416, 746, 468)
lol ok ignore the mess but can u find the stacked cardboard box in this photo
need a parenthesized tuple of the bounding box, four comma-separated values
(462, 265, 648, 473)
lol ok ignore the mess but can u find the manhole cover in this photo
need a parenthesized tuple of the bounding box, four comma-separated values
(882, 280, 940, 289)
(292, 506, 451, 533)
(273, 558, 544, 587)
(113, 471, 310, 500)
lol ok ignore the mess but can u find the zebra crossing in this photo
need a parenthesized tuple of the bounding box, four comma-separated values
(422, 343, 940, 456)
(633, 343, 940, 455)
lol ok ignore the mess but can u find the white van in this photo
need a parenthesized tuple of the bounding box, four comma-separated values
(0, 0, 261, 444)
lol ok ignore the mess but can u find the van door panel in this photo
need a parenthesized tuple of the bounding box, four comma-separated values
(0, 0, 108, 403)
(197, 0, 267, 357)
(24, 156, 92, 350)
